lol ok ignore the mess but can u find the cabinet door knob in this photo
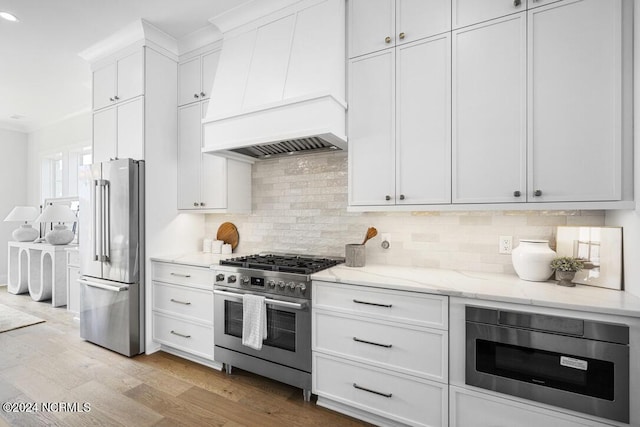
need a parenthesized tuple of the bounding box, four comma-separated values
(194, 93, 199, 99)
(398, 32, 405, 40)
(385, 36, 391, 44)
(399, 194, 405, 200)
(513, 0, 521, 6)
(200, 202, 205, 206)
(385, 195, 391, 201)
(193, 202, 199, 207)
(200, 92, 206, 97)
(114, 96, 119, 100)
(534, 190, 542, 197)
(513, 191, 521, 197)
(109, 97, 115, 102)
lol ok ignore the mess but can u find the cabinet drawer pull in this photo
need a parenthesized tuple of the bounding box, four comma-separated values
(170, 272, 191, 278)
(353, 299, 392, 308)
(353, 337, 392, 348)
(170, 298, 191, 305)
(353, 383, 392, 398)
(170, 330, 191, 338)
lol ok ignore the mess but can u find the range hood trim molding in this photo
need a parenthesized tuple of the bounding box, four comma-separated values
(202, 92, 346, 124)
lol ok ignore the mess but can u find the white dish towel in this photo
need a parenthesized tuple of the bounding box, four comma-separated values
(242, 294, 267, 350)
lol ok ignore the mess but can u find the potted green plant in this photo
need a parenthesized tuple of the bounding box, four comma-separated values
(550, 257, 584, 287)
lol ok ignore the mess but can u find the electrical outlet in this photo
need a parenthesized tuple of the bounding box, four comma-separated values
(499, 236, 513, 254)
(381, 233, 391, 249)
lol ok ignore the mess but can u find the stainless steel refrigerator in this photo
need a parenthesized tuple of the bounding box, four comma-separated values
(78, 158, 144, 356)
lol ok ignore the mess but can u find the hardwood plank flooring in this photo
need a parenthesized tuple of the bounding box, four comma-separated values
(0, 286, 371, 427)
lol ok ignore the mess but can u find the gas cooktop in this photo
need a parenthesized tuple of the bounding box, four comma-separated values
(219, 253, 344, 275)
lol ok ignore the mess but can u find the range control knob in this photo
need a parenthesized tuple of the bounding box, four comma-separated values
(286, 281, 295, 290)
(241, 277, 250, 286)
(296, 283, 307, 293)
(215, 274, 224, 282)
(277, 281, 285, 289)
(267, 280, 276, 288)
(227, 275, 237, 283)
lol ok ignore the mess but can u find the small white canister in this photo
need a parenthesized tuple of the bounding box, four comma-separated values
(212, 240, 224, 254)
(202, 238, 212, 253)
(511, 239, 556, 281)
(221, 243, 232, 255)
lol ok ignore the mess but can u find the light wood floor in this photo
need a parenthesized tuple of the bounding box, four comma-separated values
(0, 286, 369, 427)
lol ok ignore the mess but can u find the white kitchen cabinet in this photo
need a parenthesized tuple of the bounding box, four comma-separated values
(178, 49, 220, 106)
(527, 0, 623, 203)
(92, 97, 144, 163)
(66, 248, 80, 319)
(452, 13, 526, 204)
(349, 33, 451, 206)
(177, 101, 252, 212)
(452, 0, 527, 29)
(92, 48, 144, 111)
(313, 280, 449, 426)
(151, 261, 221, 368)
(348, 0, 451, 58)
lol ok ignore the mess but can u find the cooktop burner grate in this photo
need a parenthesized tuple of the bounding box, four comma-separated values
(220, 254, 343, 275)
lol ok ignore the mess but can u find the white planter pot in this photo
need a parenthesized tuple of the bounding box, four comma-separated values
(511, 239, 556, 282)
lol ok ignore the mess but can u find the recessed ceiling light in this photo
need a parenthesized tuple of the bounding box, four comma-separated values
(0, 12, 19, 22)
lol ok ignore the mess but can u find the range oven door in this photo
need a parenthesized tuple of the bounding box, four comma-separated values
(466, 306, 629, 423)
(213, 288, 311, 372)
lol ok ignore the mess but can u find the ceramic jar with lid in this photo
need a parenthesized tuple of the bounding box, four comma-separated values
(511, 239, 556, 281)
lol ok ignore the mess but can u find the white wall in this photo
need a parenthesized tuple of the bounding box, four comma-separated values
(26, 112, 91, 207)
(605, 1, 640, 298)
(0, 128, 28, 283)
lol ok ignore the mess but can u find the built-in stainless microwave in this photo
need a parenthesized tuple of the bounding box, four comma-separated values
(465, 306, 629, 424)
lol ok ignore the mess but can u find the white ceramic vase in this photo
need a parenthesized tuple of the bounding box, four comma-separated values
(511, 239, 556, 282)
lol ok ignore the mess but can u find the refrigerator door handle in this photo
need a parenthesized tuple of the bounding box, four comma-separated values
(78, 278, 129, 292)
(103, 179, 111, 262)
(93, 179, 102, 261)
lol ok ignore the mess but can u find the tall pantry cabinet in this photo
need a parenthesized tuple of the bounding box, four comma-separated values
(348, 0, 452, 206)
(176, 45, 252, 213)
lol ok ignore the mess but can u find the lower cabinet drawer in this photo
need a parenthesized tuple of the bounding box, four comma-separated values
(152, 312, 213, 360)
(152, 262, 213, 289)
(314, 310, 447, 383)
(152, 282, 213, 323)
(313, 353, 447, 427)
(449, 386, 606, 427)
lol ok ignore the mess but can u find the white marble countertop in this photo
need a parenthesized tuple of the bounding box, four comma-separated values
(311, 264, 640, 318)
(150, 252, 230, 268)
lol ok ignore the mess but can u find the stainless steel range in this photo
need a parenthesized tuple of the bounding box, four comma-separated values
(212, 253, 344, 401)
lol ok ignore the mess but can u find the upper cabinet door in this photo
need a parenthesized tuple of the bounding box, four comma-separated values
(349, 0, 451, 58)
(115, 50, 144, 104)
(116, 97, 144, 161)
(452, 14, 527, 203)
(93, 63, 116, 111)
(177, 103, 202, 210)
(396, 34, 451, 205)
(93, 107, 117, 163)
(200, 50, 220, 102)
(178, 57, 201, 106)
(348, 50, 396, 206)
(92, 49, 144, 111)
(396, 0, 451, 46)
(527, 0, 622, 202)
(453, 0, 526, 29)
(349, 0, 394, 58)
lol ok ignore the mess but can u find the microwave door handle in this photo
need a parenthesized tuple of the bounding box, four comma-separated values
(213, 289, 307, 310)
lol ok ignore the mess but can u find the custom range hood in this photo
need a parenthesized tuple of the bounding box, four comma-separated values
(202, 0, 346, 161)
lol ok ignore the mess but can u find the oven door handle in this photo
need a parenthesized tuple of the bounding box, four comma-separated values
(213, 289, 308, 310)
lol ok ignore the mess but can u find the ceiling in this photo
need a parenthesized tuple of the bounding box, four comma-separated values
(0, 0, 251, 133)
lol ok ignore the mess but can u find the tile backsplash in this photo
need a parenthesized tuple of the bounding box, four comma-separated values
(205, 152, 604, 274)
